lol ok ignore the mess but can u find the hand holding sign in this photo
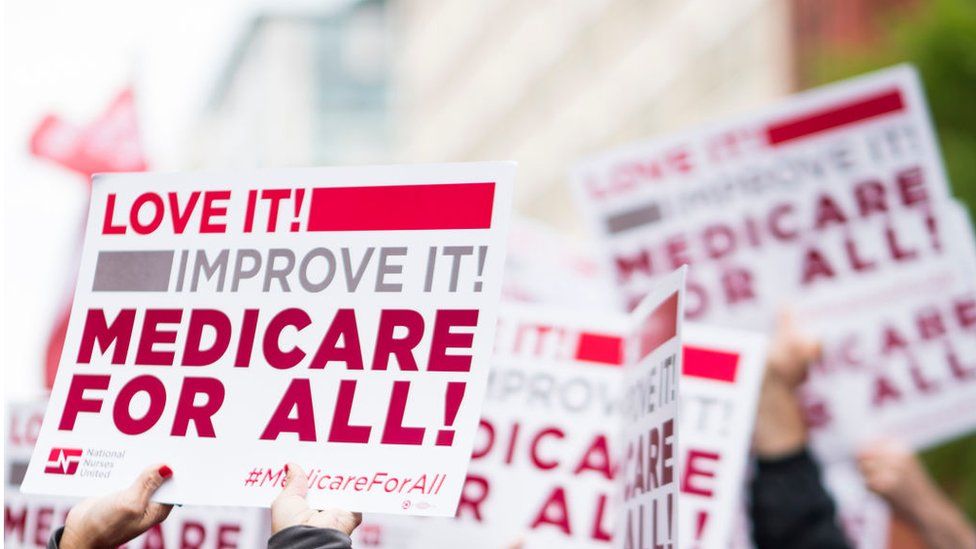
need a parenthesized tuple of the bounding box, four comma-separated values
(856, 442, 976, 549)
(60, 465, 173, 549)
(271, 463, 362, 536)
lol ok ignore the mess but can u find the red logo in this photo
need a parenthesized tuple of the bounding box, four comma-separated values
(44, 448, 83, 475)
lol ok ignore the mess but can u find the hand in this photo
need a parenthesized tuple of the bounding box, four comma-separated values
(271, 463, 362, 536)
(765, 309, 821, 389)
(858, 441, 976, 549)
(857, 441, 937, 518)
(752, 310, 821, 458)
(60, 464, 173, 549)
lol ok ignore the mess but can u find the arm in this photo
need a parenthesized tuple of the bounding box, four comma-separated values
(858, 442, 976, 549)
(268, 463, 361, 549)
(749, 312, 851, 549)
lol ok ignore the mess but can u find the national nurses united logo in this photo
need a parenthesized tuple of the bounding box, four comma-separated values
(44, 448, 83, 475)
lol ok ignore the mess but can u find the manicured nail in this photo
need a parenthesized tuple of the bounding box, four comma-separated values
(284, 464, 290, 474)
(159, 465, 173, 479)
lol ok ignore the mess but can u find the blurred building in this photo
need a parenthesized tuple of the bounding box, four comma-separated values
(193, 0, 799, 231)
(192, 0, 392, 169)
(392, 0, 794, 231)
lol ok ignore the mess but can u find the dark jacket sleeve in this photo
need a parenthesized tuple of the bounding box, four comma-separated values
(749, 448, 852, 549)
(48, 527, 64, 549)
(268, 525, 353, 549)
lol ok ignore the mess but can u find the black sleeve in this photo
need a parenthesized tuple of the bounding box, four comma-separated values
(48, 527, 64, 549)
(267, 525, 353, 549)
(749, 448, 852, 549)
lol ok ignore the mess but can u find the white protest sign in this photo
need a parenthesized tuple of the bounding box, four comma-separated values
(799, 254, 976, 460)
(572, 64, 953, 324)
(678, 324, 766, 548)
(6, 399, 268, 549)
(948, 200, 976, 279)
(503, 217, 617, 312)
(619, 269, 685, 549)
(21, 162, 515, 515)
(404, 304, 630, 549)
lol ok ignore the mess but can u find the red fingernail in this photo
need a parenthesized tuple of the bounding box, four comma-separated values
(159, 465, 173, 479)
(284, 464, 290, 474)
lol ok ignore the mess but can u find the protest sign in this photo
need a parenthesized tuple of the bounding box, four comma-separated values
(20, 162, 515, 515)
(799, 254, 976, 460)
(619, 268, 685, 549)
(572, 64, 953, 325)
(678, 323, 766, 548)
(6, 399, 268, 549)
(800, 195, 976, 460)
(503, 218, 616, 312)
(572, 64, 976, 459)
(409, 303, 632, 548)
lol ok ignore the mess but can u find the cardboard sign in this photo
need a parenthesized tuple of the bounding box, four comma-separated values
(6, 399, 269, 549)
(619, 268, 685, 549)
(572, 65, 953, 325)
(678, 324, 766, 548)
(21, 162, 515, 515)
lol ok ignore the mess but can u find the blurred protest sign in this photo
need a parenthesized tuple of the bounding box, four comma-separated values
(573, 64, 976, 460)
(502, 220, 765, 546)
(503, 218, 616, 312)
(21, 162, 515, 515)
(678, 324, 766, 548)
(619, 268, 684, 549)
(572, 64, 953, 322)
(800, 254, 976, 460)
(409, 303, 632, 548)
(6, 399, 268, 549)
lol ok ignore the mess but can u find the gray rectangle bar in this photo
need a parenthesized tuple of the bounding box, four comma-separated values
(93, 250, 174, 292)
(605, 202, 663, 234)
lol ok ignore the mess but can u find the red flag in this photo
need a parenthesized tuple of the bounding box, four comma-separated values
(32, 88, 148, 388)
(30, 88, 147, 178)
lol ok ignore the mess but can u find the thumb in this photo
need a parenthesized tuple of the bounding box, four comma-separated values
(139, 502, 174, 530)
(281, 463, 309, 498)
(130, 464, 173, 508)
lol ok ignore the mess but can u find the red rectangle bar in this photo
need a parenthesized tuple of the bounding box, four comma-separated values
(683, 346, 739, 383)
(638, 292, 679, 359)
(575, 332, 625, 366)
(765, 89, 904, 146)
(307, 182, 495, 231)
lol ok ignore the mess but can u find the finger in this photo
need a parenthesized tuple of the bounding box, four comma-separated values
(281, 463, 309, 498)
(130, 464, 173, 508)
(139, 502, 174, 530)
